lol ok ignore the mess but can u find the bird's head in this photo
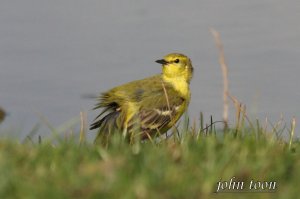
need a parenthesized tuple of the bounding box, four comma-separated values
(156, 53, 193, 83)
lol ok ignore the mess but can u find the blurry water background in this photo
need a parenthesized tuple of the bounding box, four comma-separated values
(1, 1, 300, 139)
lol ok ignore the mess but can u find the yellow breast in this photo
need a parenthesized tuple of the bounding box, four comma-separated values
(162, 76, 190, 99)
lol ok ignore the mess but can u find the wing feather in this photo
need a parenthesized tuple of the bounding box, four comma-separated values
(126, 82, 186, 138)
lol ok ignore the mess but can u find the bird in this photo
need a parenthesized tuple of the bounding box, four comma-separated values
(90, 53, 194, 146)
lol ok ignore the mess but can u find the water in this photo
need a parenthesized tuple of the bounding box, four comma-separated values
(1, 1, 300, 139)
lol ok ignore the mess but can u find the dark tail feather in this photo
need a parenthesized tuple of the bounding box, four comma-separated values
(91, 111, 123, 146)
(90, 111, 120, 131)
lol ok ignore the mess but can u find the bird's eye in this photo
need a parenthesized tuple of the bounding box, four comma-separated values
(174, 59, 180, 63)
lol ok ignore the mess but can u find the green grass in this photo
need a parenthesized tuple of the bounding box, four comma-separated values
(0, 118, 299, 199)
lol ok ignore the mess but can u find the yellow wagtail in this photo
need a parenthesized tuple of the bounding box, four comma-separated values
(90, 53, 193, 145)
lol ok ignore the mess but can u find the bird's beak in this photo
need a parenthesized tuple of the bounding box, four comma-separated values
(155, 59, 169, 65)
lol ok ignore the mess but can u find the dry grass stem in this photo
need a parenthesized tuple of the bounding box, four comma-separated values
(210, 28, 229, 130)
(161, 81, 171, 112)
(80, 111, 87, 144)
(289, 117, 296, 150)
